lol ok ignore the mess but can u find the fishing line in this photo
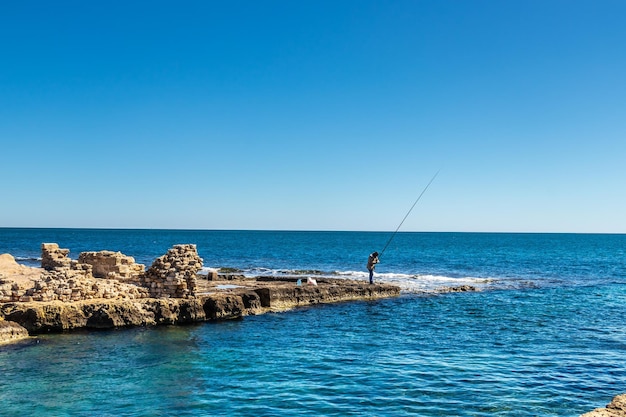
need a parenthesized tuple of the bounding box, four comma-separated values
(379, 170, 440, 257)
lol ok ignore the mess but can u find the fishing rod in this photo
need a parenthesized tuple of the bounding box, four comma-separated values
(379, 170, 440, 257)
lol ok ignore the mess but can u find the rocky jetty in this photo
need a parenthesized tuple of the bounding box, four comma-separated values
(0, 278, 399, 334)
(0, 243, 400, 341)
(582, 394, 626, 417)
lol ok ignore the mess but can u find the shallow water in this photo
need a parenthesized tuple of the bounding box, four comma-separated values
(2, 286, 625, 416)
(1, 229, 625, 415)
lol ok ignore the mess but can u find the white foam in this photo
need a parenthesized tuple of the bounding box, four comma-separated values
(216, 284, 242, 289)
(198, 267, 219, 276)
(337, 270, 495, 293)
(198, 266, 498, 293)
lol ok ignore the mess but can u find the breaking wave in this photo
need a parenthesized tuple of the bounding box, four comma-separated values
(199, 266, 542, 294)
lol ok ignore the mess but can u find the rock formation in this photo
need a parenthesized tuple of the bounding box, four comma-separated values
(3, 243, 204, 303)
(581, 394, 626, 417)
(1, 242, 401, 338)
(142, 244, 203, 298)
(0, 318, 29, 344)
(13, 244, 150, 303)
(41, 243, 76, 270)
(0, 278, 400, 333)
(0, 253, 41, 302)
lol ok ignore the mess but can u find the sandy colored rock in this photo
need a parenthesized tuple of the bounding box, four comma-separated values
(2, 244, 401, 334)
(0, 253, 42, 283)
(143, 244, 203, 298)
(0, 276, 401, 333)
(41, 243, 72, 270)
(0, 254, 42, 302)
(78, 251, 145, 280)
(0, 320, 30, 344)
(582, 394, 626, 417)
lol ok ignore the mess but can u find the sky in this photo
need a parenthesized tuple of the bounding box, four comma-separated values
(1, 1, 625, 233)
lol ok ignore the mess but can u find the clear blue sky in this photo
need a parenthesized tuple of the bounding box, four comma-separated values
(1, 1, 625, 232)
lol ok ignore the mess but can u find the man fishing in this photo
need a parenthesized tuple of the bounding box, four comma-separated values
(366, 171, 439, 286)
(366, 251, 379, 284)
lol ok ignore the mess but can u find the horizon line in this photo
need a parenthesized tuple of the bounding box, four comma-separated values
(0, 226, 625, 235)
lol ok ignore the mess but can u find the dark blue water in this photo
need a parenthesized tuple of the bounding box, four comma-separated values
(1, 229, 625, 416)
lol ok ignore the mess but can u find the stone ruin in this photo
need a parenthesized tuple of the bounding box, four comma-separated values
(41, 243, 87, 272)
(142, 244, 203, 298)
(1, 243, 204, 302)
(20, 243, 150, 302)
(78, 250, 145, 281)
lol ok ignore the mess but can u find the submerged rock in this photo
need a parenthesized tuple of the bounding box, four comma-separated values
(436, 285, 478, 293)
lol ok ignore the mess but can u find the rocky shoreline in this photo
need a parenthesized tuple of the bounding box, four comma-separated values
(0, 243, 400, 342)
(581, 394, 626, 417)
(1, 243, 623, 415)
(0, 277, 400, 335)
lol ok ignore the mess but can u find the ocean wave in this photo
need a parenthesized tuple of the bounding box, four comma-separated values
(13, 256, 42, 268)
(15, 256, 41, 262)
(198, 265, 552, 294)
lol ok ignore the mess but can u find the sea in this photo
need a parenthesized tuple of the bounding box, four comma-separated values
(0, 228, 625, 416)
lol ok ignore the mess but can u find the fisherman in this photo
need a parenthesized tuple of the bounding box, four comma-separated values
(366, 251, 379, 284)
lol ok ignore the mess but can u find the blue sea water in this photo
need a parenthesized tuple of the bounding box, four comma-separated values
(1, 228, 625, 416)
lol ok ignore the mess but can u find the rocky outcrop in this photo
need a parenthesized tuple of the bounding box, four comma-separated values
(2, 243, 401, 335)
(0, 298, 207, 332)
(437, 285, 477, 293)
(582, 394, 626, 417)
(0, 277, 400, 334)
(0, 254, 42, 302)
(253, 277, 400, 310)
(0, 319, 30, 344)
(143, 244, 203, 298)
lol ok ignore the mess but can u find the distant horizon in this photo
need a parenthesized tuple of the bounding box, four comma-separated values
(1, 226, 624, 236)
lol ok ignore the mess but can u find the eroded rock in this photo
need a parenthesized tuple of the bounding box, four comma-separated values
(0, 319, 30, 344)
(581, 394, 626, 417)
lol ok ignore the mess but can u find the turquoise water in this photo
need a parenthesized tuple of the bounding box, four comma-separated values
(1, 229, 625, 416)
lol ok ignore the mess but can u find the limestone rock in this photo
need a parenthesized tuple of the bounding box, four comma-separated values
(143, 244, 203, 298)
(203, 294, 246, 320)
(0, 320, 30, 344)
(78, 251, 145, 280)
(41, 243, 73, 270)
(582, 394, 626, 417)
(0, 298, 207, 332)
(437, 285, 478, 293)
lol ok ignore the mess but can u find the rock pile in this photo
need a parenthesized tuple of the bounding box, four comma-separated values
(41, 243, 75, 270)
(78, 251, 145, 281)
(3, 243, 204, 302)
(143, 244, 203, 298)
(13, 243, 150, 302)
(23, 272, 150, 302)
